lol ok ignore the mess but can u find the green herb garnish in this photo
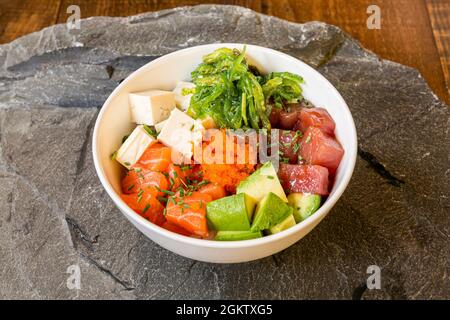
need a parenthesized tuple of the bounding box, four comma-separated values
(293, 130, 303, 140)
(137, 189, 144, 203)
(142, 204, 151, 213)
(197, 180, 210, 187)
(293, 142, 300, 153)
(143, 124, 157, 138)
(158, 196, 168, 204)
(110, 151, 118, 160)
(161, 189, 175, 196)
(305, 134, 312, 144)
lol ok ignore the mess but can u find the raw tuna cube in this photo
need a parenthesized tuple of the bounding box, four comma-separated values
(299, 127, 344, 174)
(278, 164, 329, 195)
(273, 129, 303, 164)
(269, 103, 303, 130)
(294, 107, 336, 136)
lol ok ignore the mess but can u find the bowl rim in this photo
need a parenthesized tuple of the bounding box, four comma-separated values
(92, 43, 358, 249)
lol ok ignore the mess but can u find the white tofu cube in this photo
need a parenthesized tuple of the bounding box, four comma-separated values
(129, 90, 175, 125)
(157, 109, 203, 164)
(116, 125, 155, 169)
(172, 81, 195, 111)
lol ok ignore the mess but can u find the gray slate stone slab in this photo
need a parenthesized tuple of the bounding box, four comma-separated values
(0, 5, 448, 299)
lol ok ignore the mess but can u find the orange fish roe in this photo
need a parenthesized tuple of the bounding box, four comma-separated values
(199, 129, 256, 193)
(201, 164, 255, 193)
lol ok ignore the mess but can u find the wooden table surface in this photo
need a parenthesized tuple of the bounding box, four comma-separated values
(1, 0, 449, 104)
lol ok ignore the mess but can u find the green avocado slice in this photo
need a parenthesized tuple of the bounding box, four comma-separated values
(250, 192, 293, 232)
(287, 193, 321, 222)
(267, 214, 296, 234)
(237, 161, 287, 202)
(206, 193, 256, 231)
(215, 230, 263, 241)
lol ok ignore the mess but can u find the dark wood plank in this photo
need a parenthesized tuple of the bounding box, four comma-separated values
(0, 0, 447, 104)
(426, 0, 450, 97)
(54, 0, 449, 103)
(0, 0, 62, 44)
(276, 0, 449, 104)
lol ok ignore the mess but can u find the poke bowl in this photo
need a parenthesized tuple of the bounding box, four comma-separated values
(92, 43, 357, 263)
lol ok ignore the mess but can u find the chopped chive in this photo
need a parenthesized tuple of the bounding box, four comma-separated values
(127, 184, 135, 191)
(197, 180, 210, 187)
(267, 175, 274, 179)
(124, 161, 131, 166)
(163, 208, 167, 216)
(142, 204, 151, 213)
(110, 151, 118, 160)
(133, 168, 142, 173)
(293, 130, 303, 140)
(293, 142, 300, 153)
(143, 124, 157, 138)
(305, 133, 312, 144)
(190, 124, 195, 131)
(161, 189, 175, 196)
(157, 196, 167, 203)
(173, 171, 178, 179)
(181, 165, 192, 171)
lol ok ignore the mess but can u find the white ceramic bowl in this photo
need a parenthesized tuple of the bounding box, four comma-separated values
(92, 43, 357, 263)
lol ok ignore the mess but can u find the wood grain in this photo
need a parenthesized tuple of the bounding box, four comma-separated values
(0, 0, 448, 104)
(426, 0, 450, 96)
(0, 0, 61, 43)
